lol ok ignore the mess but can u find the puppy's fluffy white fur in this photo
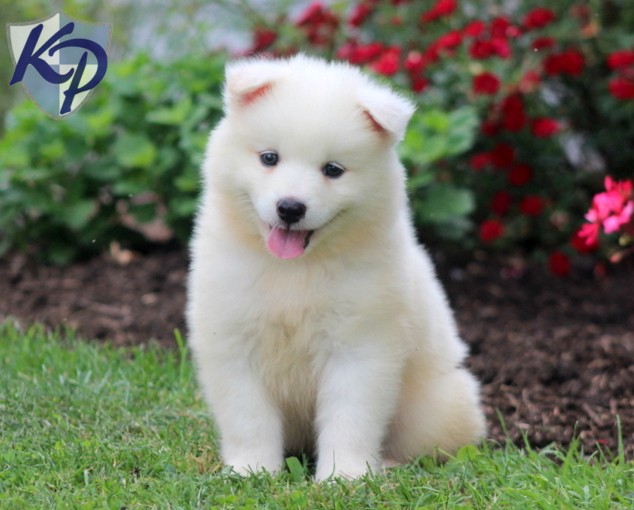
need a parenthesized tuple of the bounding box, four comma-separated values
(187, 55, 485, 481)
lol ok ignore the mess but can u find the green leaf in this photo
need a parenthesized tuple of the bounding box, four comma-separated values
(59, 200, 96, 231)
(147, 97, 192, 125)
(415, 184, 475, 224)
(113, 132, 156, 169)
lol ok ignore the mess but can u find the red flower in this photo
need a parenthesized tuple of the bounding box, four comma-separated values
(463, 20, 485, 38)
(473, 72, 501, 95)
(371, 47, 401, 76)
(608, 77, 634, 100)
(501, 94, 527, 132)
(607, 49, 634, 70)
(249, 28, 277, 53)
(420, 0, 457, 23)
(479, 218, 505, 243)
(549, 251, 571, 277)
(544, 49, 585, 76)
(411, 75, 429, 93)
(337, 41, 384, 65)
(491, 37, 512, 59)
(348, 2, 374, 27)
(470, 152, 492, 171)
(523, 8, 556, 30)
(490, 142, 515, 169)
(508, 163, 533, 186)
(490, 191, 512, 216)
(531, 117, 560, 137)
(404, 50, 428, 75)
(296, 2, 339, 45)
(520, 195, 545, 216)
(490, 16, 520, 38)
(532, 37, 556, 51)
(434, 30, 463, 52)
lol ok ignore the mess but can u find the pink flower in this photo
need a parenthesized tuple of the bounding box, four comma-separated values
(584, 176, 634, 236)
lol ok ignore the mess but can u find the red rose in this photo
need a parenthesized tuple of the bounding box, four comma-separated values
(490, 16, 520, 38)
(411, 75, 429, 93)
(479, 219, 505, 243)
(470, 152, 492, 171)
(296, 2, 339, 45)
(463, 20, 485, 38)
(549, 251, 571, 277)
(523, 8, 556, 30)
(404, 50, 427, 75)
(520, 195, 545, 216)
(348, 2, 374, 27)
(501, 94, 526, 132)
(490, 191, 513, 216)
(532, 37, 556, 51)
(420, 0, 457, 23)
(531, 117, 560, 137)
(508, 163, 533, 186)
(337, 41, 384, 65)
(544, 49, 585, 76)
(469, 39, 495, 59)
(607, 49, 634, 70)
(250, 28, 277, 53)
(491, 37, 512, 59)
(473, 72, 501, 95)
(490, 142, 516, 169)
(608, 76, 634, 100)
(371, 47, 401, 76)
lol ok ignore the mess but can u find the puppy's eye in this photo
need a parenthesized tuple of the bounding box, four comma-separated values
(322, 162, 345, 179)
(259, 151, 279, 167)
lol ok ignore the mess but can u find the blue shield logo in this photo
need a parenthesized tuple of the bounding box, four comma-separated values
(7, 12, 111, 118)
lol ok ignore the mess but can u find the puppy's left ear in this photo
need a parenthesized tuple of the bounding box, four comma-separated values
(358, 85, 416, 141)
(224, 59, 280, 110)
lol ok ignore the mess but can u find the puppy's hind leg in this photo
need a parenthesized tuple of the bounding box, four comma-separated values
(384, 366, 486, 463)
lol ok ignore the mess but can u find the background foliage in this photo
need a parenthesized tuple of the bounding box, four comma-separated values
(1, 0, 633, 271)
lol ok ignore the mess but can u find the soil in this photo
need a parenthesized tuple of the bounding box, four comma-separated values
(1, 247, 632, 458)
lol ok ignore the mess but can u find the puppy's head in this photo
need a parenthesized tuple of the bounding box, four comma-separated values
(203, 54, 415, 260)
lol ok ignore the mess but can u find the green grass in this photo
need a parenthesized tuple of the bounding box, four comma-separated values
(1, 321, 632, 509)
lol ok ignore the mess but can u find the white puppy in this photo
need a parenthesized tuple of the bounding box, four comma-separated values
(187, 55, 485, 481)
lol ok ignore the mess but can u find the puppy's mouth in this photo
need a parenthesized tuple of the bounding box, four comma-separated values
(266, 225, 315, 259)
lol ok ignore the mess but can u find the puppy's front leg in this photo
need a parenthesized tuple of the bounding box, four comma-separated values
(315, 343, 402, 481)
(197, 355, 284, 476)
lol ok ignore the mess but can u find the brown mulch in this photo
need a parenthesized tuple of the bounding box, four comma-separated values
(0, 248, 632, 458)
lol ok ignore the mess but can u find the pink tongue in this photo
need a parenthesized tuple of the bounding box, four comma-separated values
(267, 227, 309, 259)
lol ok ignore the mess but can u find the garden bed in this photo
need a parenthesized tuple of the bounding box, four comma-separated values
(1, 248, 632, 458)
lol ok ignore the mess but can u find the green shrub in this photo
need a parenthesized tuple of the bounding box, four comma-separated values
(0, 52, 225, 264)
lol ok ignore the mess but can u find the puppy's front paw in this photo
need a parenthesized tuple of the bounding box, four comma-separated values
(315, 455, 377, 482)
(225, 452, 283, 477)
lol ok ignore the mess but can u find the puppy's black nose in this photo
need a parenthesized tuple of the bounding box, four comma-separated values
(277, 198, 306, 225)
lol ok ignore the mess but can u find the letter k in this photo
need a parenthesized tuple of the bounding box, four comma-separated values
(9, 22, 75, 85)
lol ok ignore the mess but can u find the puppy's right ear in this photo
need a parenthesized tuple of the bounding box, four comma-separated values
(224, 59, 278, 110)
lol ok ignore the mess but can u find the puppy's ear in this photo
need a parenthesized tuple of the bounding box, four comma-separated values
(224, 59, 279, 110)
(358, 85, 416, 141)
